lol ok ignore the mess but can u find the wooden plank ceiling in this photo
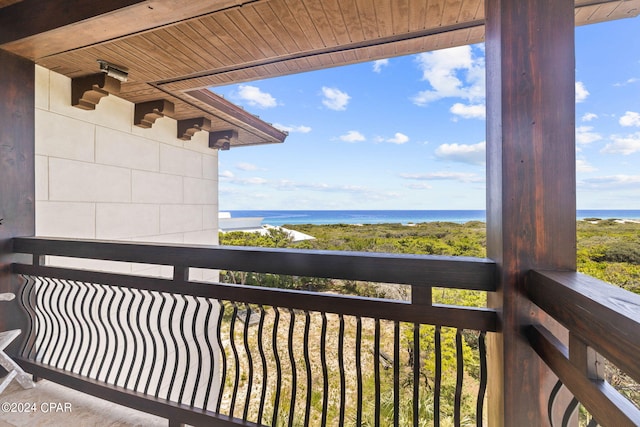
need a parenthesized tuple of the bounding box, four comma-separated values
(1, 0, 639, 147)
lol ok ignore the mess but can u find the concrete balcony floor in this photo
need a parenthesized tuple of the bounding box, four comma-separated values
(0, 379, 165, 427)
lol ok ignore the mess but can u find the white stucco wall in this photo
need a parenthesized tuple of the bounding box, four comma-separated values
(34, 66, 220, 279)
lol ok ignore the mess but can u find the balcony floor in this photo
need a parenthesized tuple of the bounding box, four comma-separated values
(0, 378, 165, 427)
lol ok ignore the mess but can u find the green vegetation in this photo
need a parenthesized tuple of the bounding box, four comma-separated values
(218, 219, 640, 423)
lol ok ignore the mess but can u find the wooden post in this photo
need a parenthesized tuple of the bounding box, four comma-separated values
(0, 49, 35, 357)
(484, 0, 576, 425)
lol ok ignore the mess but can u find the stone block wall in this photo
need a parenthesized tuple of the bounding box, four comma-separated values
(34, 66, 219, 280)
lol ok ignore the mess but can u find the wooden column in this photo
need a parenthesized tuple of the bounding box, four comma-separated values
(484, 0, 576, 425)
(0, 49, 35, 355)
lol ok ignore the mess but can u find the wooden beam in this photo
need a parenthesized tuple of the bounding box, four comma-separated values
(177, 117, 211, 141)
(0, 0, 265, 60)
(134, 99, 174, 128)
(71, 73, 121, 110)
(0, 0, 147, 45)
(209, 129, 237, 150)
(0, 49, 34, 357)
(484, 0, 576, 425)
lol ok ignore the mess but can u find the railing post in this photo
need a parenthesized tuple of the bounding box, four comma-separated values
(484, 0, 577, 425)
(0, 50, 35, 361)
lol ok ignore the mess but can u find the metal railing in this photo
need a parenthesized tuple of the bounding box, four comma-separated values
(526, 270, 640, 427)
(10, 237, 498, 426)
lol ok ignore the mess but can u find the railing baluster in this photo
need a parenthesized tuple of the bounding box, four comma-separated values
(356, 316, 363, 427)
(113, 287, 133, 386)
(165, 294, 180, 400)
(287, 308, 297, 427)
(89, 283, 110, 379)
(58, 279, 79, 371)
(242, 303, 253, 421)
(153, 292, 169, 398)
(435, 325, 442, 427)
(562, 397, 579, 427)
(105, 286, 126, 384)
(320, 312, 329, 426)
(95, 287, 112, 380)
(80, 283, 100, 377)
(272, 306, 282, 427)
(215, 301, 227, 413)
(338, 314, 346, 426)
(375, 318, 381, 427)
(394, 320, 400, 427)
(39, 277, 57, 365)
(142, 291, 158, 394)
(229, 303, 240, 417)
(454, 329, 464, 427)
(256, 305, 268, 425)
(413, 322, 420, 427)
(303, 310, 312, 427)
(189, 297, 203, 408)
(477, 331, 487, 427)
(202, 299, 216, 411)
(19, 275, 38, 359)
(177, 295, 192, 405)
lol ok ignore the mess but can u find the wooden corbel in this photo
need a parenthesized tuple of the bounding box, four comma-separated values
(71, 73, 121, 110)
(209, 129, 238, 151)
(134, 100, 175, 128)
(177, 117, 212, 140)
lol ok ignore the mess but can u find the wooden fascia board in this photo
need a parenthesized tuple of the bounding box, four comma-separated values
(186, 89, 287, 144)
(0, 0, 264, 60)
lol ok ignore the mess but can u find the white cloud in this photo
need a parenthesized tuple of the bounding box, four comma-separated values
(412, 45, 485, 106)
(245, 177, 268, 185)
(373, 59, 389, 73)
(400, 171, 484, 183)
(339, 130, 366, 143)
(405, 183, 433, 190)
(576, 126, 602, 145)
(575, 81, 589, 103)
(386, 133, 409, 144)
(581, 113, 598, 122)
(236, 162, 259, 171)
(620, 111, 640, 127)
(273, 123, 312, 133)
(220, 170, 234, 178)
(450, 103, 486, 119)
(236, 85, 277, 108)
(614, 77, 639, 87)
(576, 159, 597, 173)
(601, 132, 640, 155)
(435, 141, 486, 165)
(321, 87, 351, 111)
(580, 175, 640, 189)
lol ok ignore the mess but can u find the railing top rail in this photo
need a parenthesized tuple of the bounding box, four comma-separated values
(526, 269, 640, 385)
(12, 237, 496, 291)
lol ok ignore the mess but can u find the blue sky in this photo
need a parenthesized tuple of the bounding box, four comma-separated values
(213, 16, 640, 211)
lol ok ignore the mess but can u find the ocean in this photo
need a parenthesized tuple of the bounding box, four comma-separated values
(226, 210, 640, 226)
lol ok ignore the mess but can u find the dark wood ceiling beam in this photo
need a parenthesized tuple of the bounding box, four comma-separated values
(209, 130, 238, 151)
(155, 19, 486, 87)
(0, 0, 147, 45)
(177, 117, 211, 141)
(134, 99, 174, 128)
(71, 73, 121, 110)
(0, 0, 266, 60)
(185, 89, 287, 143)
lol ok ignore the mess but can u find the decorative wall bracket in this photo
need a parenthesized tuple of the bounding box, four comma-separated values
(177, 117, 211, 140)
(134, 99, 175, 128)
(209, 129, 238, 150)
(71, 73, 121, 110)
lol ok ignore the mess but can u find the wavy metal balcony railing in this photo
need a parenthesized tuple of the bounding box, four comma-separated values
(10, 237, 498, 426)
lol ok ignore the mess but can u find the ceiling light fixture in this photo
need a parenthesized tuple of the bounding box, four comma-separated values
(97, 59, 129, 82)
